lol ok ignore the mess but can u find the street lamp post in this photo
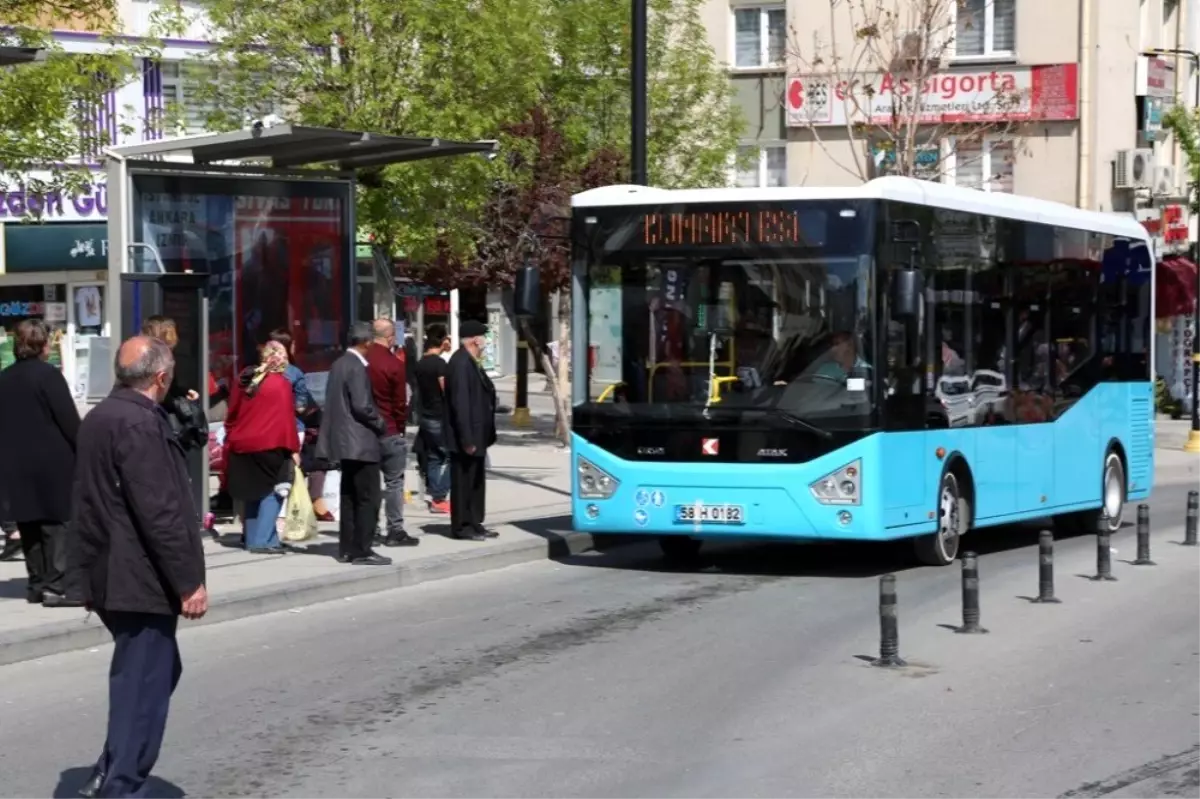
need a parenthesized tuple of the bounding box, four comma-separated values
(1147, 47, 1200, 453)
(631, 0, 648, 185)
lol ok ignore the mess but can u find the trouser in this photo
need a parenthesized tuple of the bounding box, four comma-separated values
(242, 491, 283, 550)
(17, 520, 67, 600)
(339, 460, 381, 559)
(93, 611, 182, 798)
(418, 419, 450, 501)
(450, 453, 487, 535)
(379, 434, 407, 535)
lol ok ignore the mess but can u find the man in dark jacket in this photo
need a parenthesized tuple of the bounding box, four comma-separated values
(316, 321, 391, 565)
(0, 319, 82, 606)
(365, 318, 418, 547)
(444, 319, 498, 541)
(71, 335, 208, 799)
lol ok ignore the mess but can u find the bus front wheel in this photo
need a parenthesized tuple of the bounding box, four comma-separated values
(659, 535, 703, 563)
(914, 471, 968, 566)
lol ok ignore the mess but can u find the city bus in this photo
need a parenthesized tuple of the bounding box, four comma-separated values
(566, 177, 1155, 565)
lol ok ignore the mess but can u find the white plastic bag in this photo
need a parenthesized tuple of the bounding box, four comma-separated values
(322, 469, 341, 521)
(282, 469, 319, 543)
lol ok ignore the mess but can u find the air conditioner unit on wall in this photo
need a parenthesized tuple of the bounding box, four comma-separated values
(1152, 164, 1178, 196)
(1114, 148, 1154, 190)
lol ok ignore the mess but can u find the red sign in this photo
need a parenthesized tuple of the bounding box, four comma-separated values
(701, 438, 720, 456)
(787, 63, 1079, 127)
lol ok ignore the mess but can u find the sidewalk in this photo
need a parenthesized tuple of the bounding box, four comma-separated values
(0, 436, 586, 667)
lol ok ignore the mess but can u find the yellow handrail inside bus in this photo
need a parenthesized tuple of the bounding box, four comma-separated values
(596, 382, 625, 403)
(708, 375, 740, 403)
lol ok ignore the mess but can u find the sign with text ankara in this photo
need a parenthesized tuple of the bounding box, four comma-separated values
(786, 63, 1079, 128)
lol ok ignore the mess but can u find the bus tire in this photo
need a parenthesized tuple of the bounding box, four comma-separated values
(1061, 450, 1125, 536)
(914, 471, 968, 566)
(659, 535, 702, 563)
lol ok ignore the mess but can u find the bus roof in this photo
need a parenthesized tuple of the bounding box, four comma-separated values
(570, 177, 1150, 242)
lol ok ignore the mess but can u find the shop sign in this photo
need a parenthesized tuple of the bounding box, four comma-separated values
(1146, 57, 1176, 100)
(786, 63, 1079, 128)
(0, 300, 45, 316)
(1137, 204, 1191, 255)
(3, 223, 109, 272)
(0, 181, 107, 222)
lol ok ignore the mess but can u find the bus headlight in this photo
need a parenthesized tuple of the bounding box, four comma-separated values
(577, 457, 619, 499)
(810, 459, 861, 506)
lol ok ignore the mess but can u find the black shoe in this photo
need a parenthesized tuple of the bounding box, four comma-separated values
(352, 552, 393, 566)
(336, 552, 353, 564)
(42, 594, 85, 608)
(26, 592, 42, 605)
(373, 533, 386, 546)
(0, 539, 21, 561)
(78, 769, 104, 798)
(454, 530, 487, 541)
(384, 532, 420, 547)
(477, 527, 499, 539)
(247, 547, 287, 555)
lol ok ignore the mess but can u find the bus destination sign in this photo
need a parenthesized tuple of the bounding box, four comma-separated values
(640, 208, 809, 248)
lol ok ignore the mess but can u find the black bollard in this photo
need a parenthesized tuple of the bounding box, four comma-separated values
(1133, 504, 1155, 566)
(1090, 521, 1118, 581)
(1185, 491, 1198, 547)
(955, 551, 988, 633)
(1032, 529, 1061, 603)
(873, 573, 906, 667)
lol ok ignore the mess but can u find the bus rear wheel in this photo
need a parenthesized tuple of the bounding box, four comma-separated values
(1059, 450, 1125, 536)
(914, 471, 968, 566)
(659, 535, 703, 563)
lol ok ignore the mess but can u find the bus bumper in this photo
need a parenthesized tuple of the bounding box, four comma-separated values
(569, 433, 920, 541)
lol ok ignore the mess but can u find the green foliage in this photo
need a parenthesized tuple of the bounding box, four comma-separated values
(0, 0, 149, 203)
(1163, 103, 1200, 213)
(191, 0, 743, 273)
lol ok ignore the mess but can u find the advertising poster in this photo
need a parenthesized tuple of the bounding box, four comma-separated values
(134, 176, 349, 392)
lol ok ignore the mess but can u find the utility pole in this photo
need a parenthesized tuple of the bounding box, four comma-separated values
(631, 0, 648, 185)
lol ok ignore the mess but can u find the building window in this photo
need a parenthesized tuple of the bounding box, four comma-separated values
(734, 144, 787, 187)
(948, 138, 1014, 193)
(160, 61, 218, 134)
(954, 0, 1016, 59)
(733, 6, 786, 68)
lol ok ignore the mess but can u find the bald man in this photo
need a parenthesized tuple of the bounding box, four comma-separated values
(71, 335, 208, 798)
(365, 318, 418, 546)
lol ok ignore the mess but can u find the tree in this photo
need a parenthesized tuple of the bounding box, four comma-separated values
(469, 105, 625, 441)
(0, 0, 145, 202)
(1163, 103, 1200, 214)
(189, 0, 744, 265)
(786, 0, 1031, 185)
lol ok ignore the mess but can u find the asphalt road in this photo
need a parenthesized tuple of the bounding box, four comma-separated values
(1, 469, 1196, 798)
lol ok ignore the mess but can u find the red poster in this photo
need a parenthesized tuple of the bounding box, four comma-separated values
(233, 195, 344, 375)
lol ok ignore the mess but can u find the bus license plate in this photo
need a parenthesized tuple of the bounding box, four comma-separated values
(674, 504, 745, 525)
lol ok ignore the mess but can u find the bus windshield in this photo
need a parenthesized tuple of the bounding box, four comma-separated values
(578, 199, 877, 430)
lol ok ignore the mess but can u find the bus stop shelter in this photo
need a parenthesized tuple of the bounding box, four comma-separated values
(99, 125, 497, 512)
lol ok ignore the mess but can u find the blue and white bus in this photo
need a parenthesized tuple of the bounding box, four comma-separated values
(567, 177, 1155, 565)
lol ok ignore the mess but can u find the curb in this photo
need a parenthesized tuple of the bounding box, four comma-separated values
(0, 528, 629, 668)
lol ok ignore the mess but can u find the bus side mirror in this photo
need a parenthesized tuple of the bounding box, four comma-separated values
(514, 265, 540, 317)
(891, 269, 924, 318)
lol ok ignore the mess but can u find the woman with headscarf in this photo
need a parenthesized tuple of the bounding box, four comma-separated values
(223, 341, 301, 554)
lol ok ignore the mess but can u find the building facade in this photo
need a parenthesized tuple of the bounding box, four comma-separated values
(703, 0, 1199, 408)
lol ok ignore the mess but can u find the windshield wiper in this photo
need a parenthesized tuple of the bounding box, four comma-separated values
(706, 406, 833, 440)
(760, 408, 834, 439)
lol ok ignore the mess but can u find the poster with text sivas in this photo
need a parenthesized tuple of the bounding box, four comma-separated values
(233, 194, 344, 375)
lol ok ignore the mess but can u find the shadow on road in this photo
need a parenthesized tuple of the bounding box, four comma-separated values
(510, 514, 1120, 581)
(54, 767, 185, 798)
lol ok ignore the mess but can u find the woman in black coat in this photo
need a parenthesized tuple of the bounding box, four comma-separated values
(0, 319, 81, 605)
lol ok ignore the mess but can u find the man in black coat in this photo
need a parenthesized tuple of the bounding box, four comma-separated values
(316, 321, 391, 566)
(0, 319, 82, 606)
(71, 335, 208, 799)
(444, 319, 498, 541)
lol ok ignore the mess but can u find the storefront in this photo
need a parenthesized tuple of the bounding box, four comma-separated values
(0, 221, 111, 401)
(1138, 203, 1197, 413)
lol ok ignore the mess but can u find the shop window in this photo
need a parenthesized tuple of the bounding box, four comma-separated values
(954, 0, 1016, 59)
(734, 144, 787, 187)
(948, 138, 1014, 193)
(733, 5, 786, 68)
